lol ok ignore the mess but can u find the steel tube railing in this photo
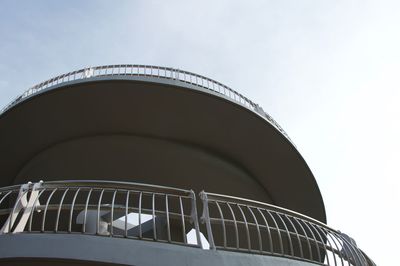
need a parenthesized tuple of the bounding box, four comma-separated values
(0, 181, 374, 266)
(0, 180, 202, 248)
(199, 191, 375, 266)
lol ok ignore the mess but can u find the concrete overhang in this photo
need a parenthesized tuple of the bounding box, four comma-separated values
(0, 75, 326, 223)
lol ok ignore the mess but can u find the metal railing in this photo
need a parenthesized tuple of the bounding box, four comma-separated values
(0, 180, 202, 248)
(0, 181, 374, 265)
(200, 192, 375, 266)
(0, 64, 292, 143)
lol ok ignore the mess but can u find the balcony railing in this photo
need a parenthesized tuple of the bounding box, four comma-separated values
(200, 192, 375, 266)
(0, 181, 374, 266)
(0, 64, 292, 144)
(0, 180, 202, 248)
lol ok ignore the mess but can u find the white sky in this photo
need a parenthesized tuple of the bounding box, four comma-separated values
(1, 1, 399, 264)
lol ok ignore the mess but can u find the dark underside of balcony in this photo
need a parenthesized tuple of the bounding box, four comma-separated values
(0, 76, 325, 223)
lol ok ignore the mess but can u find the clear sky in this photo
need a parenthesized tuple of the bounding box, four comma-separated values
(1, 0, 399, 264)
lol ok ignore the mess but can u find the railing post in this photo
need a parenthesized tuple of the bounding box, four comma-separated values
(199, 191, 216, 250)
(189, 190, 203, 249)
(83, 67, 94, 78)
(173, 68, 177, 80)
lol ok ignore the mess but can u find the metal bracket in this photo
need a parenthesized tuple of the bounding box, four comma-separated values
(199, 191, 215, 250)
(189, 190, 203, 249)
(0, 181, 43, 234)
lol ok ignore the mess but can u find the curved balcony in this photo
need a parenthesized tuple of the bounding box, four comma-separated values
(0, 181, 374, 266)
(0, 64, 291, 144)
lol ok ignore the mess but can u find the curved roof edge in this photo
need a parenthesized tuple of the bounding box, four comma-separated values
(1, 64, 294, 145)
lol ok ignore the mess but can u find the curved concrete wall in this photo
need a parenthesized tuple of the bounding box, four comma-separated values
(16, 134, 272, 202)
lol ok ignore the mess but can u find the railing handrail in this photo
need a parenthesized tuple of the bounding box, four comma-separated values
(0, 180, 192, 197)
(201, 191, 334, 232)
(42, 180, 193, 196)
(0, 64, 293, 144)
(0, 184, 22, 193)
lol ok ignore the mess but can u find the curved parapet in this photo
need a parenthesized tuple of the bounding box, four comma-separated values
(0, 65, 325, 223)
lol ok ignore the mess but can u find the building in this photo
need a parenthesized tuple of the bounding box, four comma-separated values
(0, 65, 374, 265)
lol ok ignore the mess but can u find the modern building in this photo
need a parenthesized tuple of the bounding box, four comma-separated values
(0, 65, 374, 265)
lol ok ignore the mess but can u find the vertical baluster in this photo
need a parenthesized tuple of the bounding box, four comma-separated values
(96, 189, 105, 235)
(68, 188, 81, 233)
(179, 196, 187, 244)
(152, 193, 157, 240)
(125, 190, 130, 238)
(82, 189, 93, 233)
(165, 194, 171, 242)
(110, 190, 117, 236)
(41, 188, 58, 232)
(138, 192, 143, 239)
(55, 188, 70, 232)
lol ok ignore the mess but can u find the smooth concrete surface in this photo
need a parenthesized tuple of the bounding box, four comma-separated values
(0, 76, 325, 222)
(0, 233, 316, 266)
(15, 135, 272, 203)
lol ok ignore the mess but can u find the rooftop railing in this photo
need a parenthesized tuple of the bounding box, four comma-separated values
(0, 181, 374, 265)
(0, 64, 292, 144)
